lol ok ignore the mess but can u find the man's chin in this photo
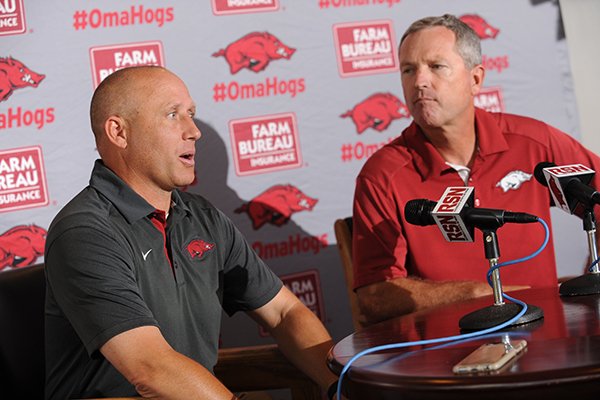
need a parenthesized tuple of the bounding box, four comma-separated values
(175, 176, 197, 191)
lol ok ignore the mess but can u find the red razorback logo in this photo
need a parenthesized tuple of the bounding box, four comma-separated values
(186, 239, 215, 259)
(235, 184, 317, 230)
(341, 92, 410, 134)
(459, 14, 499, 39)
(212, 32, 296, 74)
(0, 57, 45, 102)
(0, 224, 47, 271)
(549, 177, 567, 208)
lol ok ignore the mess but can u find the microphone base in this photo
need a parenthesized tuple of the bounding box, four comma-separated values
(559, 273, 600, 296)
(458, 302, 544, 331)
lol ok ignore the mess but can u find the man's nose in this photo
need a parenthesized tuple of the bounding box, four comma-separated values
(413, 67, 431, 88)
(186, 119, 201, 141)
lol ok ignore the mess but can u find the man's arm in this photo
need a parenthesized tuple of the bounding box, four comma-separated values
(248, 286, 338, 393)
(356, 276, 529, 324)
(100, 326, 236, 400)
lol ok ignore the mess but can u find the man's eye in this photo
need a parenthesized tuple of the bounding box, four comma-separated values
(168, 112, 177, 119)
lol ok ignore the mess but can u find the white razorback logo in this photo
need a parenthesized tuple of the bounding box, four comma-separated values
(496, 170, 532, 192)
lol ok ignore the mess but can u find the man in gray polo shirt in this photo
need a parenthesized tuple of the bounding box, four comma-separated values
(44, 66, 339, 399)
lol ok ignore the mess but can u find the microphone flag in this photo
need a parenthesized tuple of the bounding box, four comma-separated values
(540, 163, 595, 214)
(432, 186, 475, 242)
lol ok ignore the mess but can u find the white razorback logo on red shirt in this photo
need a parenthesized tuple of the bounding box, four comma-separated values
(496, 170, 532, 192)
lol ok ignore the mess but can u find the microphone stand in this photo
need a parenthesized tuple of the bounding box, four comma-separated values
(559, 208, 600, 296)
(459, 228, 544, 331)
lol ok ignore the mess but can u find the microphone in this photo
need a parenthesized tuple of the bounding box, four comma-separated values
(533, 162, 600, 214)
(405, 187, 538, 242)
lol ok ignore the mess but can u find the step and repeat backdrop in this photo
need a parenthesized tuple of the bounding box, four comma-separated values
(1, 0, 585, 345)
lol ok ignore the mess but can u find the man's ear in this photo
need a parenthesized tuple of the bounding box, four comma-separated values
(471, 64, 485, 95)
(104, 115, 128, 149)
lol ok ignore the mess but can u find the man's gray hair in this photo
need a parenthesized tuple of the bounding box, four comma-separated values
(400, 14, 482, 69)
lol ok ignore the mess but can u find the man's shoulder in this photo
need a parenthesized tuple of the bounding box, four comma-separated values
(486, 111, 554, 144)
(46, 187, 116, 249)
(51, 187, 110, 227)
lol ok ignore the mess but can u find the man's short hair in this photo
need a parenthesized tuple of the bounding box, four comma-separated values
(400, 14, 482, 69)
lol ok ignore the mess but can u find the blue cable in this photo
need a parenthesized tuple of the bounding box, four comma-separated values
(486, 217, 550, 285)
(588, 256, 600, 273)
(336, 217, 549, 399)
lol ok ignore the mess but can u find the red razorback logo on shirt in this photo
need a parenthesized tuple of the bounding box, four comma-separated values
(212, 31, 296, 74)
(235, 184, 317, 230)
(186, 239, 215, 259)
(0, 224, 47, 270)
(0, 57, 45, 102)
(341, 92, 410, 134)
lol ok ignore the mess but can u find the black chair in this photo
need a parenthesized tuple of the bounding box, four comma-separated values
(0, 263, 45, 399)
(0, 263, 321, 399)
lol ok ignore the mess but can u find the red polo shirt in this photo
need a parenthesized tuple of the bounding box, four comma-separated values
(353, 108, 600, 289)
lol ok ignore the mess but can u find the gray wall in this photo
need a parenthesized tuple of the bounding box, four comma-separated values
(561, 0, 600, 153)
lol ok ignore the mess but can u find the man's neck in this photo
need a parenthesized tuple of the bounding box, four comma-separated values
(421, 120, 477, 167)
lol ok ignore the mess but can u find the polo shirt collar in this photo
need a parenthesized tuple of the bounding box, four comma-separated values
(89, 160, 191, 224)
(405, 108, 509, 180)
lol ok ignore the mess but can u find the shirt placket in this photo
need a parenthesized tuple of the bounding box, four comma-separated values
(149, 210, 174, 273)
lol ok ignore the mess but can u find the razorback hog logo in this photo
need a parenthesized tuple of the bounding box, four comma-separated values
(186, 239, 215, 259)
(212, 32, 296, 74)
(341, 93, 410, 134)
(0, 57, 46, 102)
(549, 177, 567, 208)
(459, 14, 499, 39)
(235, 184, 318, 230)
(0, 224, 47, 271)
(496, 170, 532, 192)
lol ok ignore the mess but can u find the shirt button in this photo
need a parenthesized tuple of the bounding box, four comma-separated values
(475, 198, 481, 207)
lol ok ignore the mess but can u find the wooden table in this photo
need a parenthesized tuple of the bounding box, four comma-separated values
(327, 287, 600, 399)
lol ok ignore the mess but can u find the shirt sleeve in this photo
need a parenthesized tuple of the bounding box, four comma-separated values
(352, 175, 408, 289)
(45, 223, 158, 355)
(215, 209, 283, 315)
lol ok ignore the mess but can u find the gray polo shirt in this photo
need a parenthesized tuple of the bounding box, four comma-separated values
(44, 160, 282, 399)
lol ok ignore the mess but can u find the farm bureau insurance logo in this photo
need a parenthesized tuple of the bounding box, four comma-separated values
(211, 0, 278, 15)
(229, 112, 302, 176)
(0, 0, 26, 36)
(333, 19, 398, 78)
(89, 41, 165, 88)
(0, 146, 49, 213)
(475, 87, 505, 113)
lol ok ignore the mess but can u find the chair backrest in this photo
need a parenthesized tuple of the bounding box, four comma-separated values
(0, 263, 45, 399)
(333, 217, 367, 330)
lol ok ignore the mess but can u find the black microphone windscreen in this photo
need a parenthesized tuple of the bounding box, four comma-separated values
(404, 199, 436, 226)
(534, 161, 556, 186)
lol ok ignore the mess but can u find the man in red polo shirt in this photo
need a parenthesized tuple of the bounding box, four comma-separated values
(352, 14, 600, 324)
